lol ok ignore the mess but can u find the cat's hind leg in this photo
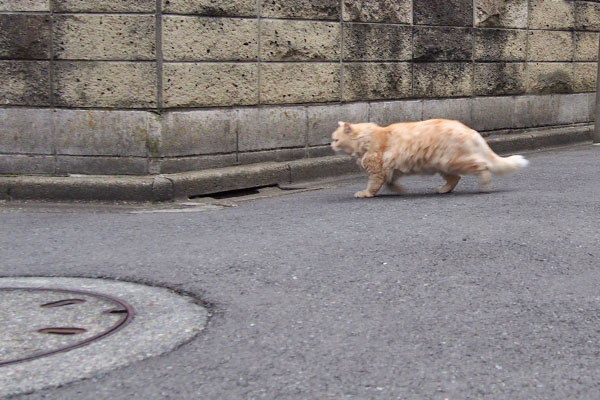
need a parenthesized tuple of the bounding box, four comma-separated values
(437, 174, 461, 194)
(476, 169, 492, 192)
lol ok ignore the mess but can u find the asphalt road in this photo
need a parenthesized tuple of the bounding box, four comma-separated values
(1, 145, 600, 400)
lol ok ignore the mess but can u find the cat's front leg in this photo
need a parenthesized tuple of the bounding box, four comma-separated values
(355, 173, 384, 198)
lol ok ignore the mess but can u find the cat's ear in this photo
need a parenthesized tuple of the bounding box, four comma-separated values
(338, 121, 352, 135)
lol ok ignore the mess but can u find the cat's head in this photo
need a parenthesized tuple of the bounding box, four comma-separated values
(331, 121, 357, 154)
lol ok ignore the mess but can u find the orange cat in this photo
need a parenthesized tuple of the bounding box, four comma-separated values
(331, 119, 528, 198)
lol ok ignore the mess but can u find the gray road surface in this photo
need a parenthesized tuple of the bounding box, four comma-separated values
(1, 145, 600, 400)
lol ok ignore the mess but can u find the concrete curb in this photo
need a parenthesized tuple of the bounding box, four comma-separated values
(0, 125, 593, 202)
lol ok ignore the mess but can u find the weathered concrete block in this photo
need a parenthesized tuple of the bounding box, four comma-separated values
(555, 93, 591, 124)
(575, 32, 599, 62)
(56, 156, 149, 175)
(529, 0, 574, 30)
(472, 96, 515, 131)
(414, 0, 472, 26)
(261, 20, 340, 62)
(237, 107, 307, 151)
(413, 27, 472, 62)
(0, 108, 53, 154)
(54, 62, 157, 108)
(0, 0, 48, 11)
(422, 98, 472, 126)
(343, 24, 411, 61)
(574, 62, 597, 92)
(513, 95, 560, 128)
(413, 63, 473, 98)
(369, 100, 423, 126)
(163, 17, 257, 62)
(261, 63, 340, 104)
(343, 63, 411, 101)
(307, 103, 369, 146)
(161, 110, 236, 156)
(53, 15, 155, 61)
(288, 155, 361, 182)
(261, 0, 339, 20)
(238, 148, 307, 165)
(308, 146, 335, 158)
(0, 61, 50, 106)
(164, 0, 256, 16)
(53, 109, 155, 157)
(0, 155, 54, 175)
(159, 154, 237, 174)
(527, 62, 574, 94)
(528, 31, 573, 62)
(473, 29, 526, 61)
(0, 15, 51, 59)
(54, 0, 155, 12)
(575, 1, 600, 31)
(588, 92, 596, 121)
(342, 0, 411, 24)
(474, 0, 528, 28)
(474, 63, 526, 96)
(163, 63, 257, 107)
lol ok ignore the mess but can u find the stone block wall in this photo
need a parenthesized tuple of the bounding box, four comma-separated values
(1, 0, 599, 175)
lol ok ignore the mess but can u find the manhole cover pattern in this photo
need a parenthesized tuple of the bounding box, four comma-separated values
(0, 288, 133, 367)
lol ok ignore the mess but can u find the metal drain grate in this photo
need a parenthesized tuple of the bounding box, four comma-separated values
(0, 287, 134, 367)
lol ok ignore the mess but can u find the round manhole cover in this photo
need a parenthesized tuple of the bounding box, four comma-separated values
(0, 277, 209, 398)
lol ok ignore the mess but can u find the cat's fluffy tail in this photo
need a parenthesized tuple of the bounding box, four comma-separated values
(489, 154, 529, 175)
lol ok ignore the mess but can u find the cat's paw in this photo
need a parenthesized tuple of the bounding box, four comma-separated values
(354, 190, 374, 198)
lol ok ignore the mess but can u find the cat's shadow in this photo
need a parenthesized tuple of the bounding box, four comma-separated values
(331, 188, 514, 202)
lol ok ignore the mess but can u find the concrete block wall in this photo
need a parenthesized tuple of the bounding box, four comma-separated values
(1, 0, 599, 175)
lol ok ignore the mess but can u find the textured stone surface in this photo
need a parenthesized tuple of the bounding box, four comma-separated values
(0, 108, 53, 154)
(474, 29, 527, 61)
(54, 62, 157, 108)
(343, 23, 411, 61)
(307, 103, 369, 146)
(414, 0, 473, 26)
(527, 63, 574, 94)
(422, 98, 472, 126)
(163, 63, 257, 107)
(54, 15, 155, 61)
(0, 61, 50, 106)
(53, 109, 155, 157)
(413, 27, 472, 62)
(513, 95, 561, 127)
(575, 32, 599, 62)
(163, 17, 257, 61)
(474, 63, 526, 96)
(261, 63, 340, 104)
(575, 1, 600, 31)
(261, 20, 340, 62)
(0, 15, 51, 60)
(0, 0, 48, 11)
(261, 0, 339, 20)
(369, 100, 423, 126)
(342, 0, 411, 24)
(164, 0, 256, 16)
(159, 154, 238, 174)
(475, 0, 528, 28)
(0, 155, 54, 175)
(161, 110, 236, 156)
(472, 96, 515, 131)
(413, 63, 473, 98)
(528, 30, 573, 62)
(343, 63, 412, 101)
(574, 63, 597, 92)
(238, 148, 307, 165)
(529, 0, 574, 30)
(237, 107, 307, 151)
(56, 156, 149, 175)
(54, 0, 155, 12)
